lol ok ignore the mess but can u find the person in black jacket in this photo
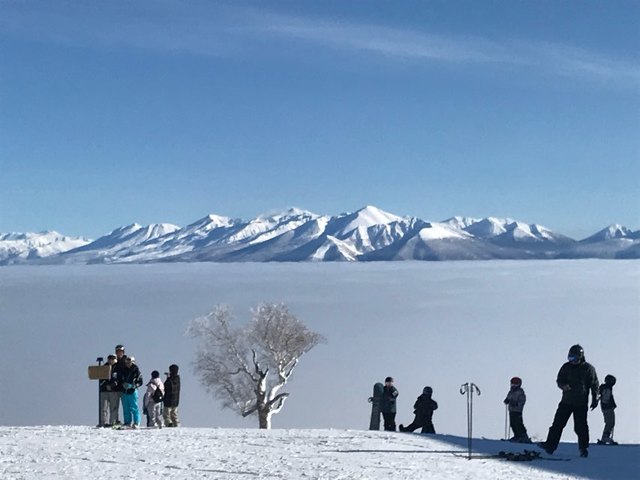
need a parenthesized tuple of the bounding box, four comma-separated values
(399, 386, 438, 434)
(380, 377, 398, 431)
(110, 344, 128, 424)
(538, 344, 599, 457)
(120, 355, 143, 428)
(163, 364, 181, 427)
(597, 374, 618, 445)
(98, 355, 119, 427)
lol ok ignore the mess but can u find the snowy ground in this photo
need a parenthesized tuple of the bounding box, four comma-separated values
(1, 426, 637, 480)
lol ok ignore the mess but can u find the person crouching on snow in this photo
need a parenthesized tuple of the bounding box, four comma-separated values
(399, 386, 438, 433)
(504, 376, 531, 443)
(144, 370, 165, 428)
(120, 355, 143, 428)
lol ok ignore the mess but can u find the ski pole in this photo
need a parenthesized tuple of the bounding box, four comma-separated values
(96, 357, 103, 427)
(460, 382, 481, 459)
(504, 403, 509, 440)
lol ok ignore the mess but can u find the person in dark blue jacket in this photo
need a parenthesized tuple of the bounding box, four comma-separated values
(380, 377, 398, 431)
(537, 344, 599, 458)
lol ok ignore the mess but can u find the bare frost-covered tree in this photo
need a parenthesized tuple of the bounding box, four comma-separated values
(187, 303, 325, 429)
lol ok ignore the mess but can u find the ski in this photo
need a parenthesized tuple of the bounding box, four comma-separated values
(454, 450, 570, 462)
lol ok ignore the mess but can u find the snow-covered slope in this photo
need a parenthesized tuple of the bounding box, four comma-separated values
(1, 426, 637, 480)
(0, 231, 89, 265)
(3, 207, 638, 264)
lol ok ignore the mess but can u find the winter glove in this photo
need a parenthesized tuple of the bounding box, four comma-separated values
(590, 399, 599, 411)
(503, 399, 509, 405)
(123, 383, 132, 390)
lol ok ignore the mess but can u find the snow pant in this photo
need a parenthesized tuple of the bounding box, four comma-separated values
(545, 402, 589, 452)
(509, 412, 528, 439)
(122, 391, 141, 426)
(100, 391, 120, 426)
(148, 400, 164, 427)
(602, 409, 615, 440)
(164, 406, 180, 427)
(116, 391, 123, 423)
(403, 417, 435, 434)
(382, 412, 396, 431)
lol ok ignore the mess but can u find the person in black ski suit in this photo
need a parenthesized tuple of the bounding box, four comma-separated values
(380, 377, 398, 431)
(163, 364, 181, 427)
(597, 374, 617, 445)
(399, 386, 438, 434)
(538, 344, 599, 457)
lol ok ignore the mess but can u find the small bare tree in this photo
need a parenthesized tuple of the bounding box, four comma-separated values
(187, 303, 325, 429)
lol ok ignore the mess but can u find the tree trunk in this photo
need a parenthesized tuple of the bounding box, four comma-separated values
(258, 408, 272, 429)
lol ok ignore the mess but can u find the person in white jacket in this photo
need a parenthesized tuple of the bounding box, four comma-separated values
(143, 370, 165, 428)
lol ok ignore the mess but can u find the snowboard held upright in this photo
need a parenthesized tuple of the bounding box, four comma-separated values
(368, 383, 384, 430)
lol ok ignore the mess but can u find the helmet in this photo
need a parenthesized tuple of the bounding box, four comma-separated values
(423, 386, 433, 396)
(604, 374, 616, 386)
(510, 377, 522, 386)
(568, 344, 584, 363)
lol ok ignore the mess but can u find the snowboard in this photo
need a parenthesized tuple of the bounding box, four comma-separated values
(368, 382, 384, 430)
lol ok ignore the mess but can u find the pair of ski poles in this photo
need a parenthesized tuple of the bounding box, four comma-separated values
(460, 382, 481, 460)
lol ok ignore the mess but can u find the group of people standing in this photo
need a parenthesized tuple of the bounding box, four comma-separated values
(98, 344, 181, 429)
(376, 344, 618, 458)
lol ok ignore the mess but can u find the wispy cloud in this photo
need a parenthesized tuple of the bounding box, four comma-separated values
(1, 2, 637, 86)
(255, 12, 640, 85)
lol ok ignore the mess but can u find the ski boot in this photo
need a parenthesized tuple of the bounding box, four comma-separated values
(536, 442, 554, 455)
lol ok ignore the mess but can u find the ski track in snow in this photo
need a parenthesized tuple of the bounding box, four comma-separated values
(1, 427, 637, 480)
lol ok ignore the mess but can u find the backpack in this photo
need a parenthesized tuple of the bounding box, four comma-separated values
(152, 386, 164, 403)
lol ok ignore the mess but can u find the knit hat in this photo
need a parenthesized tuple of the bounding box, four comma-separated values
(423, 386, 433, 395)
(384, 376, 393, 383)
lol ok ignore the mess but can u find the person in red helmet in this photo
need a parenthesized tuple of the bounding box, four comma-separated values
(503, 377, 530, 443)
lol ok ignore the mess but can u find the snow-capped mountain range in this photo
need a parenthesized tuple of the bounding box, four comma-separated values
(1, 206, 638, 265)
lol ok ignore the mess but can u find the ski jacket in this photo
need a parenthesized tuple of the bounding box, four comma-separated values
(111, 357, 128, 392)
(598, 384, 616, 410)
(144, 378, 165, 407)
(99, 362, 119, 393)
(120, 363, 143, 395)
(556, 360, 598, 406)
(504, 387, 526, 413)
(164, 374, 181, 408)
(413, 394, 438, 422)
(380, 386, 398, 414)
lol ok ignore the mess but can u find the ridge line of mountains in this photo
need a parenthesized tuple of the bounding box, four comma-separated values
(2, 205, 638, 265)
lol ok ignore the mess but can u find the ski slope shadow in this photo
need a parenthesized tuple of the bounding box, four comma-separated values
(420, 434, 639, 480)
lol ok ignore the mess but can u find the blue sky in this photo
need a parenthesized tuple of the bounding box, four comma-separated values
(0, 0, 638, 240)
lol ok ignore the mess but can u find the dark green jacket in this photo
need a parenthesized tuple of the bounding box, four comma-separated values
(381, 386, 398, 413)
